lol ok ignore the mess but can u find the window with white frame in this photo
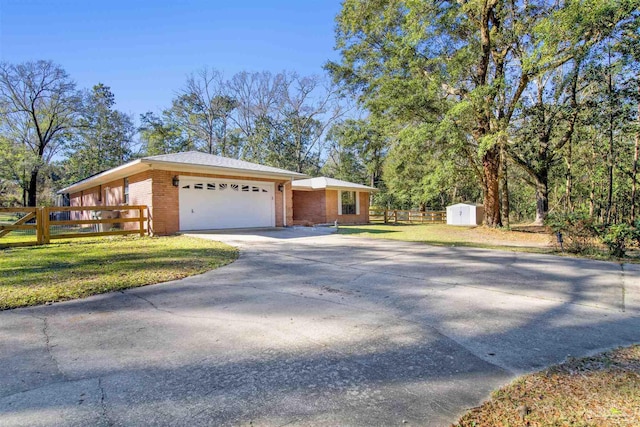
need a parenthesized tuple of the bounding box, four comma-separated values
(339, 191, 357, 215)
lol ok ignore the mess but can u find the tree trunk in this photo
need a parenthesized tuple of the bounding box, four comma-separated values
(500, 146, 510, 227)
(483, 146, 502, 227)
(631, 80, 640, 223)
(605, 51, 615, 224)
(27, 168, 39, 207)
(631, 131, 639, 223)
(534, 176, 549, 226)
(565, 136, 573, 212)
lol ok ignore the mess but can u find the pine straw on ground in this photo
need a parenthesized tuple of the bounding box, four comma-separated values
(454, 345, 640, 427)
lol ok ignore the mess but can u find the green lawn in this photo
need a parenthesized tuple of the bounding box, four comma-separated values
(339, 223, 553, 252)
(0, 235, 238, 310)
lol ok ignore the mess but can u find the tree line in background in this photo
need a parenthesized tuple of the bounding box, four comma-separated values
(0, 0, 639, 231)
(0, 63, 345, 207)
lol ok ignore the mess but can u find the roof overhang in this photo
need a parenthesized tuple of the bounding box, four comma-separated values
(58, 158, 307, 194)
(292, 185, 379, 192)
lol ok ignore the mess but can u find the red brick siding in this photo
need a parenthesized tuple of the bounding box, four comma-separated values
(293, 190, 327, 224)
(284, 181, 293, 226)
(149, 170, 180, 235)
(292, 189, 371, 225)
(328, 190, 370, 225)
(126, 172, 152, 231)
(325, 190, 338, 222)
(68, 175, 149, 227)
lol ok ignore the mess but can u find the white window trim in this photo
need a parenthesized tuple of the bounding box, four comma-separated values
(338, 190, 360, 215)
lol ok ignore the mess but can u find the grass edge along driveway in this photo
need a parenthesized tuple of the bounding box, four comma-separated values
(0, 235, 238, 310)
(454, 344, 640, 426)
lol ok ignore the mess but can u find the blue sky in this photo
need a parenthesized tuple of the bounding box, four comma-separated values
(0, 0, 342, 119)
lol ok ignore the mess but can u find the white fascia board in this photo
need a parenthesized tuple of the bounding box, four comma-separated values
(57, 160, 147, 194)
(325, 185, 378, 193)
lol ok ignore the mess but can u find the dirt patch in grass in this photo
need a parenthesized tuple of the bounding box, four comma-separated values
(454, 345, 640, 427)
(0, 235, 238, 310)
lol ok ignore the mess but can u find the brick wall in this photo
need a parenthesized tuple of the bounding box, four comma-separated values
(292, 189, 371, 225)
(149, 170, 179, 235)
(327, 190, 370, 225)
(127, 171, 152, 232)
(325, 190, 338, 222)
(68, 174, 149, 227)
(292, 190, 327, 224)
(285, 181, 293, 226)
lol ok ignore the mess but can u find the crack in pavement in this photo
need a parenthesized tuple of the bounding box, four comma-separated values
(98, 377, 113, 427)
(28, 314, 68, 382)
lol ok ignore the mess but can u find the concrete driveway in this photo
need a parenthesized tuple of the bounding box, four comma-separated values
(1, 229, 639, 426)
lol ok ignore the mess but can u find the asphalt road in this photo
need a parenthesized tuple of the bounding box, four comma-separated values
(1, 229, 639, 426)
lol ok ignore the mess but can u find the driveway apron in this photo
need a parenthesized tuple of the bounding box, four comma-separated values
(1, 230, 639, 426)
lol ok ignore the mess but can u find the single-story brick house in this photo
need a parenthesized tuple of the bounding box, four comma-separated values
(58, 152, 377, 235)
(291, 177, 377, 226)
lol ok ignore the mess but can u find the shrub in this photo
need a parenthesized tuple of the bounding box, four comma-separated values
(600, 223, 639, 258)
(545, 213, 599, 254)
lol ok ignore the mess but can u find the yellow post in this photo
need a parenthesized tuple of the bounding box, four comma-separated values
(35, 208, 43, 245)
(42, 207, 50, 244)
(139, 207, 145, 236)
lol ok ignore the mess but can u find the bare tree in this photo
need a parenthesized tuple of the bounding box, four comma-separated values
(227, 70, 291, 160)
(0, 60, 81, 206)
(281, 75, 346, 173)
(172, 68, 237, 155)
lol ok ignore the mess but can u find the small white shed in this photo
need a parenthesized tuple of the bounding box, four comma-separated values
(446, 203, 484, 226)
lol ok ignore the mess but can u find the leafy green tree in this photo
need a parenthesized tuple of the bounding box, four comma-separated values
(328, 0, 638, 226)
(508, 61, 581, 224)
(0, 60, 81, 206)
(139, 111, 191, 156)
(64, 84, 135, 183)
(324, 119, 385, 186)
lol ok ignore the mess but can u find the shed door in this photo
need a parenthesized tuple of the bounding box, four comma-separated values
(453, 205, 471, 225)
(179, 177, 275, 230)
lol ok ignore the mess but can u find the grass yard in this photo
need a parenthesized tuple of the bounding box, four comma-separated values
(339, 223, 553, 252)
(0, 235, 238, 310)
(454, 345, 640, 427)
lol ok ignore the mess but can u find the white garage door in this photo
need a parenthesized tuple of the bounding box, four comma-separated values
(179, 177, 275, 230)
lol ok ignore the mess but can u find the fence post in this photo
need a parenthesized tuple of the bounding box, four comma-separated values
(36, 208, 44, 245)
(43, 207, 50, 244)
(139, 207, 145, 237)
